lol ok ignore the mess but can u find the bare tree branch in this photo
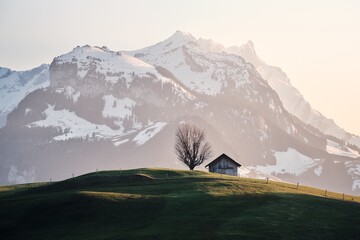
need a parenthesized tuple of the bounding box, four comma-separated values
(174, 123, 212, 170)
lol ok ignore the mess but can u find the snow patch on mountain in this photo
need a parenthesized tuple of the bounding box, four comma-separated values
(55, 86, 80, 102)
(133, 122, 167, 145)
(27, 105, 129, 144)
(113, 138, 129, 147)
(24, 108, 32, 115)
(194, 102, 207, 110)
(326, 140, 360, 159)
(252, 148, 322, 176)
(345, 161, 360, 190)
(314, 165, 323, 176)
(239, 166, 285, 182)
(102, 95, 136, 119)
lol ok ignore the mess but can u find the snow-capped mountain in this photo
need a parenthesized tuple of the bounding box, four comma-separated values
(185, 35, 360, 149)
(225, 41, 360, 148)
(0, 64, 49, 128)
(131, 31, 266, 96)
(0, 44, 200, 184)
(0, 31, 359, 195)
(34, 45, 195, 146)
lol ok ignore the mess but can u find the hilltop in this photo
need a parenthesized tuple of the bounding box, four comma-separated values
(0, 168, 359, 240)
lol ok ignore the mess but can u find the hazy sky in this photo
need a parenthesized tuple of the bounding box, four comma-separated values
(0, 0, 359, 135)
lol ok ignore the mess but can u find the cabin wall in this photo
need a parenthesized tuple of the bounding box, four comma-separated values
(209, 157, 238, 176)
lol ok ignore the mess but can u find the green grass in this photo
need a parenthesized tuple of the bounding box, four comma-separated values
(0, 168, 359, 240)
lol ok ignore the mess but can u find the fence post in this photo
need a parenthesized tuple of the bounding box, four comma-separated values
(343, 193, 345, 200)
(96, 168, 98, 176)
(72, 173, 74, 178)
(325, 189, 327, 196)
(266, 177, 269, 184)
(50, 178, 52, 183)
(296, 182, 299, 189)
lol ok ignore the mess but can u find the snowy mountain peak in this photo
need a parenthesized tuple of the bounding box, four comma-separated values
(160, 30, 197, 49)
(245, 40, 255, 52)
(171, 30, 196, 41)
(132, 31, 197, 57)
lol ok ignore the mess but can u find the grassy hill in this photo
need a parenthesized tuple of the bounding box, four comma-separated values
(1, 168, 360, 240)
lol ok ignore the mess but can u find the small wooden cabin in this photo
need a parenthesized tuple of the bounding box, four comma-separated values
(205, 153, 241, 176)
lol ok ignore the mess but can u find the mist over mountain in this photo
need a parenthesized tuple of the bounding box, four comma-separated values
(0, 31, 359, 195)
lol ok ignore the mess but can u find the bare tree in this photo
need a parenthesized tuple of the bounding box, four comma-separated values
(175, 123, 212, 170)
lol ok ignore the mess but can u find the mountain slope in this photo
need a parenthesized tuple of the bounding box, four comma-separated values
(188, 35, 360, 149)
(1, 169, 360, 240)
(226, 42, 360, 148)
(0, 64, 49, 128)
(37, 45, 195, 145)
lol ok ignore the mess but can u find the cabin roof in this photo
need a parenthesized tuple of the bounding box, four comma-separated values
(205, 153, 242, 168)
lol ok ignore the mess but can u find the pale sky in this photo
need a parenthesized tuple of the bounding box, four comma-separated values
(0, 0, 359, 135)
